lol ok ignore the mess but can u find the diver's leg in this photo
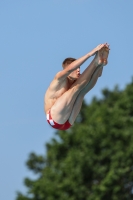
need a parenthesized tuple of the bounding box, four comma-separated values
(98, 66, 103, 77)
(68, 47, 110, 124)
(68, 66, 103, 125)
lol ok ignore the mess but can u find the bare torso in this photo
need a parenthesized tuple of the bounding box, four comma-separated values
(44, 76, 73, 114)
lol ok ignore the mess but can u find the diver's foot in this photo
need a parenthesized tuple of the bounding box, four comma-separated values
(102, 47, 109, 66)
(94, 48, 104, 66)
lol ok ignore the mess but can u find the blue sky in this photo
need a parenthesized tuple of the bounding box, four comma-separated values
(0, 1, 133, 200)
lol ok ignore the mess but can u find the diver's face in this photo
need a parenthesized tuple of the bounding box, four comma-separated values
(69, 67, 80, 80)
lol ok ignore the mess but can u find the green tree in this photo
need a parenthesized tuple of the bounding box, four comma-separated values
(16, 80, 133, 200)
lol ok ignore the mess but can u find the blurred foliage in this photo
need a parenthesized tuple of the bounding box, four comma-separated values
(16, 81, 133, 200)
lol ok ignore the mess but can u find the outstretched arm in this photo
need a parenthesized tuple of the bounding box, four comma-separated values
(56, 43, 107, 80)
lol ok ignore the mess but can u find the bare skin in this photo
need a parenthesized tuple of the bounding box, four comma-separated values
(44, 44, 109, 125)
(68, 65, 104, 124)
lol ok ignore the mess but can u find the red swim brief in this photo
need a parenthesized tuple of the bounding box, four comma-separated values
(46, 110, 72, 130)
